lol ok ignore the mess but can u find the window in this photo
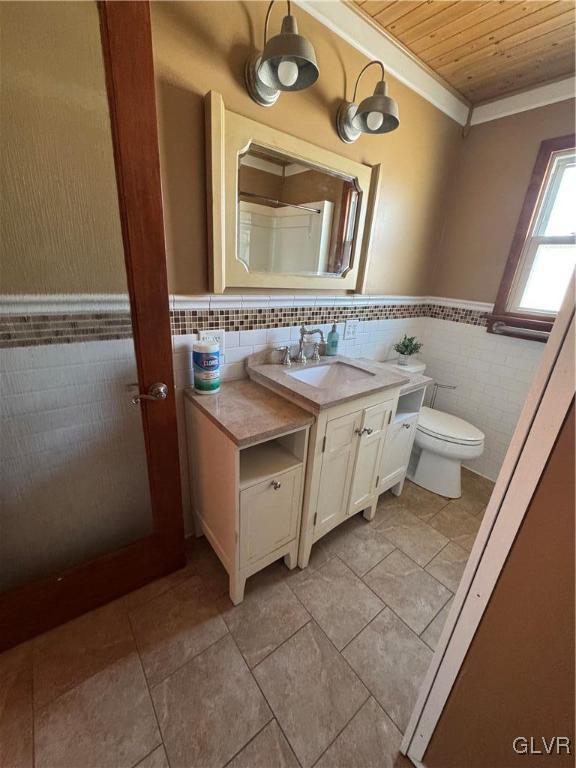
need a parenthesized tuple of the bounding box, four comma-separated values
(488, 134, 576, 341)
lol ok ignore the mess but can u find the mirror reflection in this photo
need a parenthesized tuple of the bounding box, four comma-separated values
(238, 143, 360, 276)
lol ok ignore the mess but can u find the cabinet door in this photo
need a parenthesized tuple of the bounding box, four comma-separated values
(378, 416, 418, 492)
(348, 402, 392, 516)
(240, 467, 302, 567)
(314, 411, 362, 538)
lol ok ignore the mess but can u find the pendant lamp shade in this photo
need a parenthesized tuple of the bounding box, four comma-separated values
(336, 61, 400, 143)
(245, 2, 319, 107)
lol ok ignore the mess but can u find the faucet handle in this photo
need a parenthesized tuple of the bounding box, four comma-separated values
(275, 346, 292, 367)
(311, 342, 321, 361)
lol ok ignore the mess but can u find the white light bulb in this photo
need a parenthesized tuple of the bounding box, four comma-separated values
(366, 111, 384, 131)
(277, 60, 299, 87)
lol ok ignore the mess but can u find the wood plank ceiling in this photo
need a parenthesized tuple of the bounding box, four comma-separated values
(351, 1, 576, 103)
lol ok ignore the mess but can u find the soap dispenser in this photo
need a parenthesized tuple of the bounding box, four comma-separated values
(326, 323, 339, 356)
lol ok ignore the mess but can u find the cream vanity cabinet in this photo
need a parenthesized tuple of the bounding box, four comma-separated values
(299, 391, 398, 566)
(185, 381, 313, 604)
(376, 387, 427, 496)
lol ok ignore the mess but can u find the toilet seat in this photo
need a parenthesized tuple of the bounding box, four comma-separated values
(417, 406, 484, 446)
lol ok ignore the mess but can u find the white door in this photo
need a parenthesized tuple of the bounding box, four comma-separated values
(314, 410, 362, 539)
(377, 415, 418, 493)
(240, 467, 302, 567)
(349, 402, 393, 516)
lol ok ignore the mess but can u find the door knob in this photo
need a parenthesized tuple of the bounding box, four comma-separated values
(131, 382, 168, 405)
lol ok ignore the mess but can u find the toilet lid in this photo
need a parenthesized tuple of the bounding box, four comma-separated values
(418, 406, 484, 444)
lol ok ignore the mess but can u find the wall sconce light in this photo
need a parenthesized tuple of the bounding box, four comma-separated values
(245, 0, 319, 107)
(336, 60, 399, 143)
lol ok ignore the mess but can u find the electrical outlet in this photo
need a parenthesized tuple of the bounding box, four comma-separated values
(199, 329, 225, 355)
(344, 319, 359, 341)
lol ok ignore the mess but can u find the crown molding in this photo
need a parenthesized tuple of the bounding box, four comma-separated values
(471, 77, 576, 126)
(294, 0, 470, 126)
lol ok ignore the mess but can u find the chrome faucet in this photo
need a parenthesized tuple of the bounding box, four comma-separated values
(296, 325, 325, 364)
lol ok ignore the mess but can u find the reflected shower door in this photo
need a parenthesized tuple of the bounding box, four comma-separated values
(0, 1, 184, 650)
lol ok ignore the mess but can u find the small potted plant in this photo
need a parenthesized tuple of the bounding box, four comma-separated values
(393, 334, 423, 366)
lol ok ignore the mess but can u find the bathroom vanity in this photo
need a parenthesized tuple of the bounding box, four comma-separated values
(185, 380, 313, 603)
(186, 356, 431, 602)
(247, 354, 431, 567)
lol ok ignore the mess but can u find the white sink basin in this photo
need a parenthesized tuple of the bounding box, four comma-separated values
(287, 362, 374, 389)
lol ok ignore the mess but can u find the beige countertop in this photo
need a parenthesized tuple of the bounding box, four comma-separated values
(367, 361, 433, 395)
(246, 353, 408, 412)
(184, 379, 314, 448)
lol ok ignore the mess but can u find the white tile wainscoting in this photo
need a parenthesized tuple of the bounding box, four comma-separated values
(0, 339, 152, 590)
(1, 294, 545, 539)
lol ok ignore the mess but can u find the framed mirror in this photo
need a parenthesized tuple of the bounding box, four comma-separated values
(206, 92, 380, 293)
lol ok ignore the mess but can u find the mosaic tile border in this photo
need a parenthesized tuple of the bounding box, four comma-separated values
(0, 313, 133, 348)
(0, 303, 487, 348)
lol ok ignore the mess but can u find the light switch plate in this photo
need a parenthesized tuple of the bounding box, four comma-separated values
(199, 329, 225, 354)
(344, 319, 359, 341)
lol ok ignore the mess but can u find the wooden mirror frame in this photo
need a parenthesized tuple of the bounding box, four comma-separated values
(205, 91, 381, 293)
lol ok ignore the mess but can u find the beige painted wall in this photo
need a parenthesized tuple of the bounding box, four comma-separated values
(150, 0, 461, 296)
(0, 1, 127, 295)
(429, 99, 576, 303)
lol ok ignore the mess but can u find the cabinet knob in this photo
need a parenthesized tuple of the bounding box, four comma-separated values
(271, 480, 282, 490)
(402, 423, 411, 429)
(355, 427, 373, 436)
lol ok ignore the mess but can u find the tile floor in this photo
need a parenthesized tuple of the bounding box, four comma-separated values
(0, 469, 493, 768)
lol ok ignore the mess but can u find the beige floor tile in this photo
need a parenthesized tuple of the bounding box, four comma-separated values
(390, 481, 450, 521)
(324, 516, 395, 576)
(0, 643, 33, 768)
(376, 507, 449, 567)
(224, 572, 309, 668)
(33, 600, 135, 709)
(35, 653, 160, 768)
(153, 634, 271, 768)
(364, 550, 452, 634)
(253, 622, 368, 768)
(446, 493, 486, 517)
(343, 608, 432, 732)
(135, 745, 170, 768)
(306, 537, 335, 570)
(421, 597, 454, 650)
(121, 562, 196, 613)
(129, 571, 229, 685)
(452, 530, 478, 552)
(315, 697, 403, 768)
(426, 542, 469, 592)
(428, 503, 481, 540)
(290, 557, 384, 650)
(187, 537, 231, 599)
(228, 720, 300, 768)
(461, 468, 494, 505)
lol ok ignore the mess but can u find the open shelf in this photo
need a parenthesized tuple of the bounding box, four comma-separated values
(240, 440, 302, 489)
(395, 388, 425, 424)
(394, 410, 420, 424)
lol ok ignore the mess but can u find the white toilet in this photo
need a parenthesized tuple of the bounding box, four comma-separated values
(408, 406, 485, 498)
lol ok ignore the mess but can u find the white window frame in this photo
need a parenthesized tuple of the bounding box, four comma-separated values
(507, 149, 576, 317)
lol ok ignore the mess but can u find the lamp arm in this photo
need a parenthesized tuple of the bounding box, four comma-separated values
(351, 60, 385, 103)
(264, 0, 291, 47)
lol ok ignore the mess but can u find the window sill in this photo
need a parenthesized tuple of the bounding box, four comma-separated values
(486, 313, 552, 343)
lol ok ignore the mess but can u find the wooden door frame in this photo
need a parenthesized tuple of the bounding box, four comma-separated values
(401, 273, 575, 765)
(0, 1, 185, 652)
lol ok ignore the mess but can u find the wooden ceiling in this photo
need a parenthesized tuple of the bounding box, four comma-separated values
(351, 1, 576, 104)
